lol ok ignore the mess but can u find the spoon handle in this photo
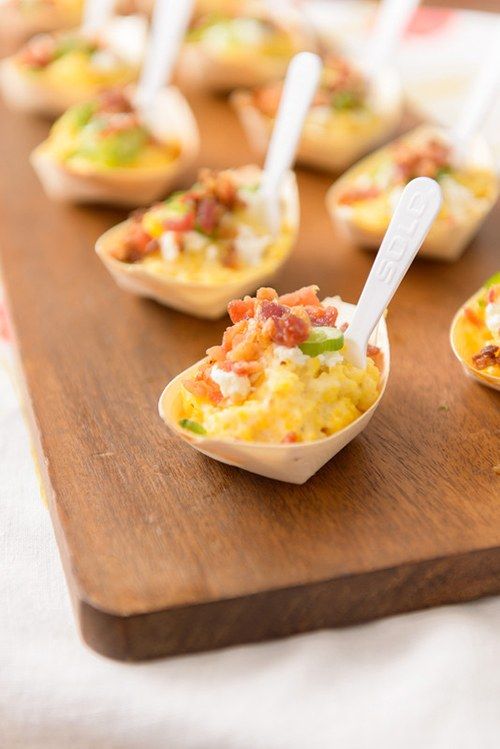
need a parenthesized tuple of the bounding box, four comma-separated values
(81, 0, 115, 33)
(261, 52, 321, 206)
(136, 0, 194, 110)
(364, 0, 420, 71)
(344, 177, 442, 369)
(451, 30, 500, 150)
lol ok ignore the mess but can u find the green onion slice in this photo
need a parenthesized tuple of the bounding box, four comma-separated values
(484, 271, 500, 289)
(179, 419, 206, 435)
(299, 327, 344, 357)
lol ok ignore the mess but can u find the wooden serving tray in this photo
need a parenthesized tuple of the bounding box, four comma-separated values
(1, 92, 499, 661)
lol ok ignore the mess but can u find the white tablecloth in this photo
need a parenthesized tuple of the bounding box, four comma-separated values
(2, 3, 500, 746)
(1, 331, 500, 748)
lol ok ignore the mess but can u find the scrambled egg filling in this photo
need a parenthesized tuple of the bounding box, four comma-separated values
(43, 92, 180, 172)
(113, 167, 296, 282)
(181, 350, 381, 443)
(18, 33, 136, 93)
(178, 286, 383, 444)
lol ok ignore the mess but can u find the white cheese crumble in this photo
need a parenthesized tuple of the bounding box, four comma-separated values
(159, 231, 179, 262)
(485, 300, 500, 338)
(183, 231, 208, 254)
(210, 366, 251, 401)
(234, 225, 270, 266)
(318, 351, 343, 367)
(273, 345, 309, 366)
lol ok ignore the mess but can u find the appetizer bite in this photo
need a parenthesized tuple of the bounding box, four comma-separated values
(159, 286, 389, 483)
(96, 165, 299, 317)
(233, 53, 401, 173)
(176, 1, 315, 92)
(0, 15, 146, 117)
(0, 0, 83, 53)
(31, 86, 199, 206)
(327, 125, 498, 260)
(450, 272, 500, 391)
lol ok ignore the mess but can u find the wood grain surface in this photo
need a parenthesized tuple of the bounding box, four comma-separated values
(1, 85, 499, 660)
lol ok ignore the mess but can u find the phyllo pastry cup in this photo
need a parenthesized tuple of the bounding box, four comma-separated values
(31, 85, 199, 207)
(96, 165, 299, 319)
(175, 1, 315, 92)
(450, 273, 500, 391)
(327, 124, 499, 261)
(159, 292, 390, 484)
(232, 61, 402, 174)
(0, 15, 146, 118)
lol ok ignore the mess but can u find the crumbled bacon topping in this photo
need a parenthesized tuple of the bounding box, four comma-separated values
(472, 344, 500, 370)
(184, 286, 340, 404)
(97, 89, 135, 114)
(118, 168, 245, 264)
(392, 137, 451, 181)
(111, 215, 158, 263)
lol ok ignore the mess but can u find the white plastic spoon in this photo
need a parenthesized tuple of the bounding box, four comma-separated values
(259, 51, 322, 233)
(81, 0, 116, 34)
(343, 177, 442, 369)
(135, 0, 195, 110)
(450, 29, 500, 157)
(363, 0, 420, 72)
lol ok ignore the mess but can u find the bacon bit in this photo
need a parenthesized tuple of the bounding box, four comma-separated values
(197, 168, 241, 210)
(184, 364, 223, 404)
(100, 112, 141, 137)
(232, 360, 262, 376)
(163, 211, 195, 232)
(268, 314, 310, 347)
(472, 344, 500, 370)
(113, 222, 156, 263)
(222, 243, 239, 269)
(338, 185, 381, 205)
(279, 286, 321, 308)
(20, 35, 56, 68)
(206, 344, 225, 362)
(256, 287, 278, 302)
(488, 286, 499, 303)
(463, 306, 482, 327)
(392, 137, 451, 181)
(259, 301, 288, 320)
(97, 89, 134, 114)
(306, 305, 338, 327)
(282, 432, 299, 444)
(196, 197, 223, 235)
(227, 298, 256, 324)
(367, 344, 384, 372)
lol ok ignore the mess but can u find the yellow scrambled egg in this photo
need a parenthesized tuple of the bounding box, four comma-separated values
(180, 353, 381, 443)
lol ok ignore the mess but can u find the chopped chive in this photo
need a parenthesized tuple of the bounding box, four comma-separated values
(179, 419, 206, 435)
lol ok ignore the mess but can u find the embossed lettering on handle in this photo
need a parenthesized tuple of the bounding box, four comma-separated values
(344, 177, 442, 369)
